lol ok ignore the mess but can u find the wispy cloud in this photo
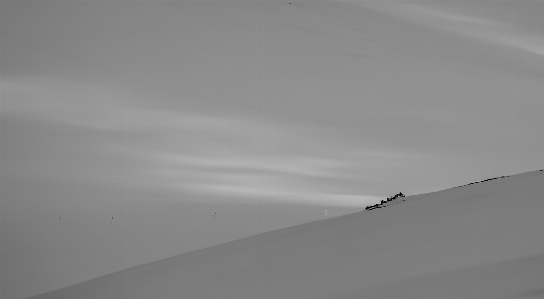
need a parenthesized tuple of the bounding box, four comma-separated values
(2, 77, 424, 207)
(129, 147, 372, 206)
(403, 5, 499, 27)
(503, 34, 544, 57)
(1, 78, 126, 130)
(152, 152, 347, 178)
(128, 144, 428, 207)
(186, 183, 381, 207)
(1, 78, 235, 132)
(367, 2, 544, 58)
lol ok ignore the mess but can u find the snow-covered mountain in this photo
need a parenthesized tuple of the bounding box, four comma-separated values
(28, 169, 544, 299)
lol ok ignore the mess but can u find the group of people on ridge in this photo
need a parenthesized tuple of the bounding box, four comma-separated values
(365, 192, 405, 211)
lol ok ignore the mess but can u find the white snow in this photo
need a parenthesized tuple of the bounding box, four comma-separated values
(27, 169, 544, 299)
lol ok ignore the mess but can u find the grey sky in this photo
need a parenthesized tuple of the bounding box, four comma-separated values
(2, 1, 544, 298)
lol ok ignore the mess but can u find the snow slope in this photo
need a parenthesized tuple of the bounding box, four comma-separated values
(28, 170, 544, 299)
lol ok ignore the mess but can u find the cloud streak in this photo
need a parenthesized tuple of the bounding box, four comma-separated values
(1, 78, 235, 132)
(367, 2, 544, 58)
(2, 77, 409, 207)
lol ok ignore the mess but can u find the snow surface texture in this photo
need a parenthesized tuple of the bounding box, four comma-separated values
(27, 169, 544, 299)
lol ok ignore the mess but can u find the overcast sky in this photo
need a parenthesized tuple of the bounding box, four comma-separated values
(2, 1, 544, 298)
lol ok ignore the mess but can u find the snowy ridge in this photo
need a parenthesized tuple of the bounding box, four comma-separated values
(28, 169, 544, 299)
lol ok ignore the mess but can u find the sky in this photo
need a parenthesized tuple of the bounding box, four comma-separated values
(1, 1, 544, 299)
